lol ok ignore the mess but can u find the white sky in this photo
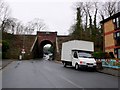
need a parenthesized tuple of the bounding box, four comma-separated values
(4, 0, 117, 35)
(5, 0, 79, 35)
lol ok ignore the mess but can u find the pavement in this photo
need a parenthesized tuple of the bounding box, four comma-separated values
(0, 60, 13, 70)
(98, 67, 120, 77)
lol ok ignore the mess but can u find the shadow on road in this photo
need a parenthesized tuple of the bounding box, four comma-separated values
(62, 65, 97, 72)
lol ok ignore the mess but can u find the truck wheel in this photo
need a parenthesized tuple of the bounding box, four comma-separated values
(75, 64, 79, 70)
(63, 62, 67, 67)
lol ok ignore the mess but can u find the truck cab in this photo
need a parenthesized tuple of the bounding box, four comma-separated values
(72, 50, 96, 70)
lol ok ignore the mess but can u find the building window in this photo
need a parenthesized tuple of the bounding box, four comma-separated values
(118, 49, 120, 58)
(114, 31, 120, 39)
(117, 32, 120, 37)
(115, 39, 120, 46)
(114, 48, 117, 54)
(114, 33, 116, 38)
(113, 18, 116, 23)
(114, 16, 120, 29)
(113, 18, 116, 29)
(117, 40, 120, 46)
(116, 17, 119, 28)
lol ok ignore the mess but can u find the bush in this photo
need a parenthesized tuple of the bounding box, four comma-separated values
(93, 52, 111, 59)
(2, 40, 9, 52)
(0, 51, 1, 59)
(116, 62, 120, 66)
(2, 40, 9, 59)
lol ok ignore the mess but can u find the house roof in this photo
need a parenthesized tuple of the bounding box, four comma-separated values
(100, 12, 120, 24)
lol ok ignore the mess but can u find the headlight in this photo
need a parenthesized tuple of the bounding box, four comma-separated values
(94, 62, 96, 65)
(80, 61, 86, 64)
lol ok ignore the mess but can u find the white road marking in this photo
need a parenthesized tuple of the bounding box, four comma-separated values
(59, 75, 84, 89)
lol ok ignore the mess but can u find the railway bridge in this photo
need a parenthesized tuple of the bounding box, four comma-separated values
(30, 31, 70, 60)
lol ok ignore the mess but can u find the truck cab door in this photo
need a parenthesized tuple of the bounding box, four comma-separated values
(72, 51, 79, 67)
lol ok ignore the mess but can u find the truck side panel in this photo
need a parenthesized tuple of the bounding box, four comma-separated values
(61, 42, 72, 62)
(61, 40, 94, 62)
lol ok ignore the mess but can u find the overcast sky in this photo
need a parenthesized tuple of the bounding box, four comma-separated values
(4, 0, 79, 35)
(5, 0, 116, 35)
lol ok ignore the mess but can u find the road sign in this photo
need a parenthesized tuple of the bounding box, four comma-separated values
(21, 49, 25, 54)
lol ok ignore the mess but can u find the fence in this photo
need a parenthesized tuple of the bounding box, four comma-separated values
(96, 59, 120, 69)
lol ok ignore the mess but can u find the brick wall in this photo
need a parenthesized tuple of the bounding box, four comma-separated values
(104, 20, 116, 57)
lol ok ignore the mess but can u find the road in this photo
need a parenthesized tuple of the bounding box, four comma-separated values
(2, 59, 119, 89)
(0, 70, 2, 90)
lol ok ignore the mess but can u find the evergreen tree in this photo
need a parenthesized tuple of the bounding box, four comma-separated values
(72, 7, 83, 40)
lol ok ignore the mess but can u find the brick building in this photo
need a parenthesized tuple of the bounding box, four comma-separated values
(101, 12, 120, 59)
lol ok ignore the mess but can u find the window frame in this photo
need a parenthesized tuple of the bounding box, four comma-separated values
(114, 16, 120, 30)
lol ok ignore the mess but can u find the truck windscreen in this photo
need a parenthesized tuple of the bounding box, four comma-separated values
(78, 52, 92, 58)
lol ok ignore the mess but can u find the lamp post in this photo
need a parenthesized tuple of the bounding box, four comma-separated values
(21, 30, 25, 59)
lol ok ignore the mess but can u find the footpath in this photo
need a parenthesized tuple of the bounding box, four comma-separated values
(98, 67, 120, 77)
(0, 60, 13, 70)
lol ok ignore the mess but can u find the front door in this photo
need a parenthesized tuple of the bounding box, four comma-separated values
(72, 51, 78, 67)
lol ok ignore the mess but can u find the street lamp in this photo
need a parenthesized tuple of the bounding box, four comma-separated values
(21, 30, 26, 59)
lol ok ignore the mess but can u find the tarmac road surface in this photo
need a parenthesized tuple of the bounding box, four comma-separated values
(2, 59, 119, 89)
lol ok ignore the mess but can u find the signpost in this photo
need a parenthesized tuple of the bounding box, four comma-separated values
(21, 49, 25, 59)
(21, 49, 25, 54)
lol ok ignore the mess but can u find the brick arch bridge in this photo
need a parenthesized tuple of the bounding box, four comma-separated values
(31, 31, 70, 60)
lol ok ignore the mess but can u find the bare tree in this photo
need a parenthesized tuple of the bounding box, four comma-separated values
(34, 18, 46, 31)
(76, 2, 84, 16)
(117, 1, 120, 12)
(16, 22, 25, 34)
(93, 2, 98, 29)
(99, 1, 118, 21)
(4, 18, 17, 34)
(82, 2, 94, 37)
(25, 22, 35, 34)
(0, 0, 3, 14)
(69, 1, 119, 51)
(0, 0, 11, 32)
(99, 3, 105, 20)
(31, 18, 46, 31)
(104, 1, 117, 17)
(25, 18, 46, 34)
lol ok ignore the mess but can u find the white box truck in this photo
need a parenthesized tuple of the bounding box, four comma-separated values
(61, 40, 96, 70)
